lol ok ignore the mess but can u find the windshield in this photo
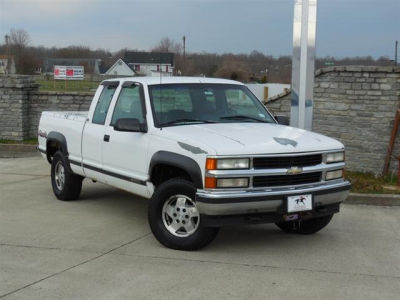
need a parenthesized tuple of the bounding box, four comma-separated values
(148, 83, 275, 127)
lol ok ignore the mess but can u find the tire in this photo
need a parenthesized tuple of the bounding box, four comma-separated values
(275, 214, 334, 235)
(51, 151, 83, 201)
(148, 178, 219, 250)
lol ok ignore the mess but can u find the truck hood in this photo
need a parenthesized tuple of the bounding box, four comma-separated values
(161, 123, 344, 155)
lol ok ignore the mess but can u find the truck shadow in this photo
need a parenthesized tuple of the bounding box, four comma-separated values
(76, 181, 333, 250)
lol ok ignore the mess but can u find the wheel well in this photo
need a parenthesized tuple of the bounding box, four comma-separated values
(46, 140, 64, 163)
(150, 164, 192, 187)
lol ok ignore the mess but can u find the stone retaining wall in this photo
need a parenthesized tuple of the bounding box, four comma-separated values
(0, 75, 94, 140)
(0, 76, 37, 140)
(265, 66, 400, 174)
(28, 91, 93, 138)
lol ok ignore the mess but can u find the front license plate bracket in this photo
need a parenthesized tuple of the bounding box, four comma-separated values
(287, 194, 313, 213)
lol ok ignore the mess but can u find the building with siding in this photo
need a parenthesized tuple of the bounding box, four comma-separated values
(105, 51, 174, 77)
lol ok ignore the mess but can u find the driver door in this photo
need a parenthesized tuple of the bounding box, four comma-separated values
(102, 82, 150, 197)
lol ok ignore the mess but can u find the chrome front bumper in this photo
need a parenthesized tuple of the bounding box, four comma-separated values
(196, 180, 351, 216)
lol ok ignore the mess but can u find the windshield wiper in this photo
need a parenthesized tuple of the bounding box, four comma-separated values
(220, 115, 269, 123)
(159, 118, 216, 127)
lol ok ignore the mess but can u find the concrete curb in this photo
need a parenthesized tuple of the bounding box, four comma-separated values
(345, 192, 400, 206)
(0, 144, 39, 158)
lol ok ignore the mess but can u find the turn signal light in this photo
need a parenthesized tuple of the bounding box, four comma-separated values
(206, 158, 217, 171)
(205, 177, 217, 188)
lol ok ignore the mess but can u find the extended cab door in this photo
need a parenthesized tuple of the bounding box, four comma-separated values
(81, 81, 119, 180)
(102, 81, 150, 197)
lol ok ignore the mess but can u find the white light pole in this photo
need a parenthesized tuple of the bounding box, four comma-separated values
(290, 0, 317, 130)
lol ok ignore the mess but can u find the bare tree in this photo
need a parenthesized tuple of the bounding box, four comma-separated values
(9, 28, 30, 48)
(5, 28, 31, 74)
(214, 59, 251, 82)
(152, 37, 182, 54)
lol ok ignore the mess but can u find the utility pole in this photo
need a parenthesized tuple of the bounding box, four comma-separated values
(182, 35, 186, 76)
(395, 40, 398, 67)
(290, 0, 317, 130)
(5, 34, 10, 74)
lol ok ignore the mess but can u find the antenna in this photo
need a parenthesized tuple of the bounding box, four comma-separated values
(159, 51, 162, 84)
(183, 35, 186, 76)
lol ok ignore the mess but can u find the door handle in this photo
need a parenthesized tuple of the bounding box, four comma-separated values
(103, 135, 110, 142)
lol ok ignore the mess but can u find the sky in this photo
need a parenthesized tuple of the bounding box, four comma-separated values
(0, 0, 399, 58)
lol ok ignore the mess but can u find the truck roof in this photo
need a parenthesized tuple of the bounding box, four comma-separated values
(101, 76, 244, 86)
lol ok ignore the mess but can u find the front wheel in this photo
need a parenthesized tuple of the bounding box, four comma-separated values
(148, 179, 219, 250)
(275, 214, 334, 234)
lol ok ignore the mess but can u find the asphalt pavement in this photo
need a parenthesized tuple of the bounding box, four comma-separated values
(1, 156, 400, 299)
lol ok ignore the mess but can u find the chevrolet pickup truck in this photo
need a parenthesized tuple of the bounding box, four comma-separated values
(38, 77, 351, 250)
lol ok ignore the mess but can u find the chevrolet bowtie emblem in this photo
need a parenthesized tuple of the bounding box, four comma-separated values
(287, 166, 303, 175)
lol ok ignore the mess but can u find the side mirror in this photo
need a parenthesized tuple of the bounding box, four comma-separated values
(275, 115, 290, 126)
(114, 118, 147, 132)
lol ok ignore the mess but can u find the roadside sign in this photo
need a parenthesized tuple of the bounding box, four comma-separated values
(54, 66, 84, 80)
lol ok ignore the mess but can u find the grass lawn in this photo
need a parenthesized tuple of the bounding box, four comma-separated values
(36, 79, 100, 92)
(0, 138, 38, 145)
(345, 171, 400, 194)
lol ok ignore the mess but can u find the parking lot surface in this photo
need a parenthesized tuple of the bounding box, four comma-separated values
(1, 156, 400, 299)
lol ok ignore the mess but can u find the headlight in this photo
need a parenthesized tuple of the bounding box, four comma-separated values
(206, 158, 250, 170)
(325, 169, 343, 180)
(217, 158, 249, 169)
(326, 152, 344, 163)
(217, 178, 249, 188)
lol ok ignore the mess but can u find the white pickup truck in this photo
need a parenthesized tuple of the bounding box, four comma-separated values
(38, 77, 350, 250)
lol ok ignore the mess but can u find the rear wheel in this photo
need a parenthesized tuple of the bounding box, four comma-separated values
(148, 178, 219, 250)
(51, 151, 83, 201)
(275, 214, 334, 234)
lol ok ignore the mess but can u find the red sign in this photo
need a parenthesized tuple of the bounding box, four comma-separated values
(66, 68, 74, 76)
(53, 66, 84, 80)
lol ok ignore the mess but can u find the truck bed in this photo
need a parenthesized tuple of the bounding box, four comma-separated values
(41, 111, 88, 122)
(38, 111, 89, 165)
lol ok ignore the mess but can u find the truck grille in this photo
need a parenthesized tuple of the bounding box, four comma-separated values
(253, 154, 322, 169)
(253, 172, 322, 187)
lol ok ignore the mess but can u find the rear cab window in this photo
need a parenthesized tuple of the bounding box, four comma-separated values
(92, 82, 118, 125)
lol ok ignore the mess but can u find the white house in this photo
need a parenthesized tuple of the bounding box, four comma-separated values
(0, 55, 16, 74)
(105, 58, 136, 76)
(105, 51, 174, 77)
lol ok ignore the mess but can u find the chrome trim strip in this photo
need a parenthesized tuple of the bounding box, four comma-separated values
(197, 180, 350, 200)
(206, 162, 345, 177)
(203, 178, 345, 193)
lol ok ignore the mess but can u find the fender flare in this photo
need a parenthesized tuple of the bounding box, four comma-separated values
(46, 132, 72, 172)
(149, 151, 203, 189)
